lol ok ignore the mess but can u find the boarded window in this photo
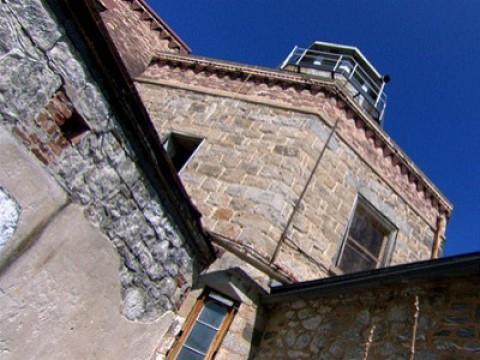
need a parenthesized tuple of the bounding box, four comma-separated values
(337, 198, 395, 274)
(168, 290, 236, 360)
(163, 133, 202, 172)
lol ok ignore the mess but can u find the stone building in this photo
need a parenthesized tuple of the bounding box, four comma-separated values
(0, 0, 478, 359)
(0, 0, 213, 358)
(256, 253, 480, 359)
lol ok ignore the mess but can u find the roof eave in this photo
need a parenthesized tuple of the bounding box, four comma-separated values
(264, 252, 480, 304)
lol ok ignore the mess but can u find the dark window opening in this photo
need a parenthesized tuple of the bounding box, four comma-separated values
(93, 0, 109, 11)
(337, 198, 395, 274)
(163, 133, 202, 172)
(59, 110, 90, 144)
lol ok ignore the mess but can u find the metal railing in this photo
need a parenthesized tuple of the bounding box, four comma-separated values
(281, 47, 387, 124)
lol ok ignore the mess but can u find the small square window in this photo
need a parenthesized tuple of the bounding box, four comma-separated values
(336, 197, 396, 274)
(163, 133, 202, 172)
(168, 290, 236, 360)
(59, 110, 90, 144)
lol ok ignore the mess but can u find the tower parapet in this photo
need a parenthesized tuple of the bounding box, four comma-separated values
(281, 42, 389, 125)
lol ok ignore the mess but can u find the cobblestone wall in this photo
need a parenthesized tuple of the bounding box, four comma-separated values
(0, 0, 199, 321)
(255, 275, 480, 359)
(137, 83, 436, 281)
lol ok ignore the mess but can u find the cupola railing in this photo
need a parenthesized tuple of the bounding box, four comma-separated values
(281, 46, 387, 124)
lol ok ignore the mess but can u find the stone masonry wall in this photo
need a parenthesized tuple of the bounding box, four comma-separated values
(0, 0, 199, 321)
(255, 275, 480, 359)
(137, 83, 435, 281)
(140, 60, 448, 226)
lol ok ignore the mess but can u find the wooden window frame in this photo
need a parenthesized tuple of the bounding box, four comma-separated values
(167, 289, 237, 360)
(334, 195, 397, 274)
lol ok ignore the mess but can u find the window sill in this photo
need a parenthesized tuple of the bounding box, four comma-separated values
(328, 266, 343, 277)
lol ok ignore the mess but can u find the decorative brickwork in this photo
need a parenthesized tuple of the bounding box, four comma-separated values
(139, 55, 452, 222)
(100, 0, 189, 77)
(13, 91, 87, 165)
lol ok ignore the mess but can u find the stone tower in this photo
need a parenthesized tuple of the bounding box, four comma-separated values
(135, 41, 452, 283)
(0, 1, 464, 359)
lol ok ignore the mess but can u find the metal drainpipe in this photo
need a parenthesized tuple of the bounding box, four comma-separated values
(269, 116, 341, 265)
(431, 214, 447, 259)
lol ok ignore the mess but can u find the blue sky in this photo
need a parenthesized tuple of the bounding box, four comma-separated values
(148, 0, 480, 256)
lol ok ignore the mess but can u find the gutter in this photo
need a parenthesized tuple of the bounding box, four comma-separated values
(263, 251, 480, 304)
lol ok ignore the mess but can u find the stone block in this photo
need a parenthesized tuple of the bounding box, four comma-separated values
(233, 212, 271, 234)
(273, 145, 299, 157)
(5, 0, 62, 51)
(213, 208, 234, 221)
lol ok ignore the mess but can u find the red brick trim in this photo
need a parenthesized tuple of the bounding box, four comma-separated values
(141, 53, 452, 218)
(121, 0, 190, 54)
(13, 91, 88, 165)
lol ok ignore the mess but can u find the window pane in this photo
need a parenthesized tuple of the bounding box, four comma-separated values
(349, 207, 386, 257)
(177, 347, 205, 360)
(184, 322, 217, 354)
(198, 300, 228, 329)
(339, 242, 377, 273)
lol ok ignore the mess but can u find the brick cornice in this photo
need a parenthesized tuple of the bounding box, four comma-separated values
(120, 0, 190, 54)
(144, 53, 453, 218)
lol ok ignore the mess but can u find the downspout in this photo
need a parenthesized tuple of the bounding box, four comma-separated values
(431, 214, 447, 259)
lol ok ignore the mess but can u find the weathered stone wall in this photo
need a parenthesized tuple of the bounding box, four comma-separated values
(0, 126, 183, 359)
(136, 82, 436, 281)
(255, 276, 480, 359)
(0, 0, 199, 321)
(99, 0, 186, 77)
